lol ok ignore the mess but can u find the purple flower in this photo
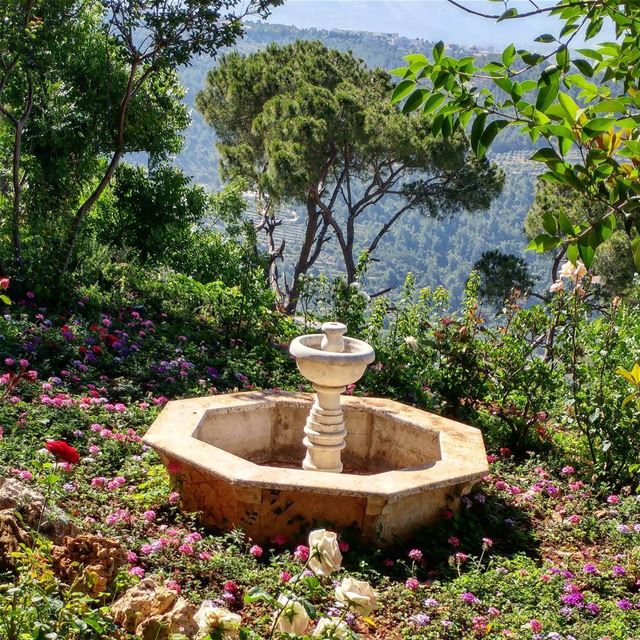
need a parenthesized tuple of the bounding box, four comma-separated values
(616, 599, 633, 610)
(583, 563, 598, 574)
(586, 602, 601, 615)
(460, 591, 481, 605)
(612, 565, 626, 576)
(410, 613, 430, 627)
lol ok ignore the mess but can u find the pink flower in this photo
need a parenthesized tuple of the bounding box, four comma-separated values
(447, 536, 460, 548)
(529, 619, 542, 632)
(198, 551, 212, 561)
(405, 577, 420, 590)
(88, 445, 101, 455)
(280, 571, 292, 582)
(178, 543, 194, 555)
(15, 469, 33, 481)
(167, 460, 182, 474)
(408, 549, 423, 562)
(607, 494, 620, 505)
(126, 551, 138, 563)
(91, 477, 107, 487)
(561, 466, 575, 475)
(249, 544, 263, 558)
(168, 491, 180, 504)
(128, 566, 145, 578)
(338, 541, 349, 552)
(294, 545, 309, 562)
(223, 580, 239, 594)
(143, 510, 156, 522)
(165, 580, 181, 593)
(482, 537, 493, 548)
(272, 534, 287, 546)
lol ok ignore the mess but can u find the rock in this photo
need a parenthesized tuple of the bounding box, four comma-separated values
(137, 597, 198, 640)
(0, 510, 31, 570)
(110, 578, 178, 633)
(52, 534, 127, 596)
(0, 477, 77, 542)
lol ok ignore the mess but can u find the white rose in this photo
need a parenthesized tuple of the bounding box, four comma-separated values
(193, 601, 242, 639)
(312, 617, 354, 639)
(274, 595, 310, 635)
(404, 336, 419, 351)
(335, 576, 377, 617)
(308, 529, 342, 576)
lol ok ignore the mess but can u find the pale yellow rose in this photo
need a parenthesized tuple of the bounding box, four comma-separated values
(193, 601, 242, 639)
(312, 616, 354, 639)
(274, 595, 311, 635)
(335, 576, 377, 616)
(308, 529, 342, 576)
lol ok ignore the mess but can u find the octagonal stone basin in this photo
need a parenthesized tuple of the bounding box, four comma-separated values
(143, 391, 488, 545)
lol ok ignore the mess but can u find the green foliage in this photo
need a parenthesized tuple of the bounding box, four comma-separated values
(92, 163, 210, 262)
(196, 39, 503, 309)
(393, 2, 640, 270)
(474, 249, 535, 309)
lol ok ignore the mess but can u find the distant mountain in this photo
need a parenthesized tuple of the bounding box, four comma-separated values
(175, 21, 550, 307)
(265, 1, 561, 49)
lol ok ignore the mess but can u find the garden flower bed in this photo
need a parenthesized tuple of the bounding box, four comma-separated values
(1, 298, 639, 639)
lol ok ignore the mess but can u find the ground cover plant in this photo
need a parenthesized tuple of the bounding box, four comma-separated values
(1, 265, 639, 639)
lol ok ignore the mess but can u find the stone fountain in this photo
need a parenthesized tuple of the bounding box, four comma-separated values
(143, 322, 488, 544)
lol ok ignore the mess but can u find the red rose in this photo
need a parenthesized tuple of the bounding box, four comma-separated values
(45, 440, 80, 464)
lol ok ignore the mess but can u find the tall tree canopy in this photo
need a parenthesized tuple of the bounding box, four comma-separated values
(0, 0, 282, 287)
(196, 40, 503, 312)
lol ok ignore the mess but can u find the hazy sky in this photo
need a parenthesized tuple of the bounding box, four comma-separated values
(266, 1, 580, 48)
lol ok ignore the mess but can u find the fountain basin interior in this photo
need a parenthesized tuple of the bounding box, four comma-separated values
(143, 391, 488, 544)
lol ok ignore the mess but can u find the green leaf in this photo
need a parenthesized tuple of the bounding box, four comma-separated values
(585, 17, 603, 40)
(576, 48, 603, 61)
(470, 113, 487, 157)
(542, 211, 558, 235)
(433, 41, 445, 63)
(479, 119, 508, 154)
(558, 211, 574, 236)
(536, 80, 559, 111)
(582, 117, 615, 136)
(534, 34, 555, 43)
(244, 587, 274, 604)
(566, 242, 579, 264)
(403, 53, 429, 65)
(391, 79, 416, 104)
(527, 233, 561, 253)
(389, 66, 410, 78)
(630, 236, 640, 272)
(530, 147, 562, 164)
(497, 8, 518, 21)
(577, 232, 596, 267)
(558, 92, 579, 122)
(422, 92, 445, 114)
(622, 393, 638, 408)
(573, 58, 594, 77)
(402, 88, 428, 113)
(502, 44, 516, 67)
(0, 295, 10, 305)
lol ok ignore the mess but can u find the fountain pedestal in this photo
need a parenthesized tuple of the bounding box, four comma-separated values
(302, 383, 347, 473)
(290, 322, 374, 473)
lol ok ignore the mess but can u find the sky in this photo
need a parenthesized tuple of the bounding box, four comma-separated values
(265, 1, 583, 48)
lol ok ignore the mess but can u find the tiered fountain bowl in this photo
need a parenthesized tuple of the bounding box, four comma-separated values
(143, 322, 488, 545)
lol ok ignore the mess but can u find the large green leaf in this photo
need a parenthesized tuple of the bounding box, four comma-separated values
(391, 79, 416, 104)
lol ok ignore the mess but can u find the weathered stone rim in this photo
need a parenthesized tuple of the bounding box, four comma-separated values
(142, 391, 488, 500)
